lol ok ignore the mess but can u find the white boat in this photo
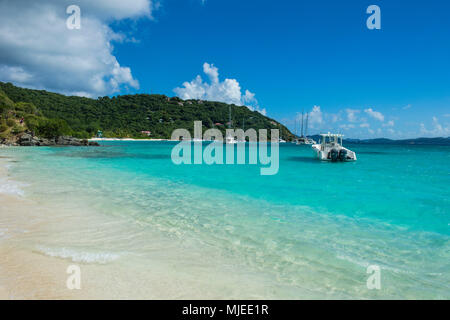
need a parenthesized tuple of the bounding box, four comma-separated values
(225, 105, 237, 144)
(296, 136, 316, 145)
(276, 125, 286, 143)
(225, 134, 237, 144)
(312, 133, 357, 162)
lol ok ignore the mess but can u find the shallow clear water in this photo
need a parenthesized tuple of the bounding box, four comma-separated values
(1, 142, 449, 299)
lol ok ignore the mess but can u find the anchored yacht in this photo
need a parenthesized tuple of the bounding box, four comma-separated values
(277, 125, 286, 143)
(312, 133, 357, 162)
(296, 136, 316, 145)
(225, 105, 237, 144)
(296, 111, 316, 145)
(225, 134, 237, 144)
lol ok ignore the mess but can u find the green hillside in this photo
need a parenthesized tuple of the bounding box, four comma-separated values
(0, 88, 71, 140)
(0, 81, 294, 140)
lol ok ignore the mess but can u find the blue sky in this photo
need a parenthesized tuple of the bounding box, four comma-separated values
(0, 0, 449, 138)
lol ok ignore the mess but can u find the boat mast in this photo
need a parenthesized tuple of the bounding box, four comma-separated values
(228, 106, 231, 129)
(294, 116, 297, 136)
(301, 110, 304, 137)
(305, 113, 309, 137)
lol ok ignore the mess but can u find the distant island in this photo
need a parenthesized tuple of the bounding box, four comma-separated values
(302, 135, 450, 146)
(345, 137, 450, 146)
(307, 135, 450, 146)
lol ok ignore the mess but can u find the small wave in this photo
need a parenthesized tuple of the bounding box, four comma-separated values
(336, 254, 370, 268)
(0, 160, 28, 197)
(336, 254, 414, 275)
(0, 177, 27, 197)
(36, 246, 120, 264)
(0, 228, 8, 240)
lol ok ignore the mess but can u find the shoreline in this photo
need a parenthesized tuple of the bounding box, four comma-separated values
(89, 138, 173, 142)
(0, 153, 284, 300)
(0, 157, 92, 299)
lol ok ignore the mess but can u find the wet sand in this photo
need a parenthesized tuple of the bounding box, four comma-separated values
(0, 157, 283, 300)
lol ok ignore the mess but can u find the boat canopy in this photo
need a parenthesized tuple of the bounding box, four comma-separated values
(319, 132, 344, 138)
(319, 132, 344, 145)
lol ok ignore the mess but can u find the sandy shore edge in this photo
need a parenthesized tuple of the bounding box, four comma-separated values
(0, 149, 295, 300)
(0, 154, 90, 299)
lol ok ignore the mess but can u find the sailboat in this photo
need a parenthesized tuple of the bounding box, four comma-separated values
(291, 117, 298, 144)
(236, 117, 246, 143)
(296, 111, 316, 145)
(225, 105, 237, 144)
(278, 125, 286, 143)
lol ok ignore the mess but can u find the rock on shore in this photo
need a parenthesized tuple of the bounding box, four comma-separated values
(1, 133, 100, 147)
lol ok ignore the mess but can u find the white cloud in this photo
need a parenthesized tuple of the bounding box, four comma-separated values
(293, 106, 322, 132)
(345, 109, 360, 122)
(402, 104, 411, 110)
(174, 63, 265, 114)
(339, 124, 355, 130)
(242, 90, 266, 115)
(242, 89, 256, 105)
(420, 117, 450, 137)
(382, 120, 395, 127)
(364, 108, 385, 121)
(203, 62, 219, 83)
(256, 108, 267, 116)
(291, 106, 441, 139)
(308, 106, 323, 128)
(330, 113, 341, 123)
(0, 0, 154, 97)
(0, 66, 32, 83)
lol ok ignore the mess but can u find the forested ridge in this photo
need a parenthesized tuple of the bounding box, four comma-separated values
(0, 81, 294, 140)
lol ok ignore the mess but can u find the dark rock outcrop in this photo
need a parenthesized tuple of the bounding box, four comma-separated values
(18, 133, 54, 146)
(0, 132, 100, 147)
(55, 136, 99, 146)
(56, 135, 82, 146)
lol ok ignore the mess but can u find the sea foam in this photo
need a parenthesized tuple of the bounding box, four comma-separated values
(0, 177, 26, 197)
(0, 228, 8, 240)
(36, 246, 120, 264)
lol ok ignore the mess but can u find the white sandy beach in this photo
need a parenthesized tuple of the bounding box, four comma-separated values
(0, 159, 89, 299)
(0, 152, 287, 300)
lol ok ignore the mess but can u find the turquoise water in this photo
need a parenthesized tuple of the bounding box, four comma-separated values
(1, 142, 449, 299)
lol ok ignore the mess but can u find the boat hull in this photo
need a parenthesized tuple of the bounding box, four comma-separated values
(312, 145, 357, 162)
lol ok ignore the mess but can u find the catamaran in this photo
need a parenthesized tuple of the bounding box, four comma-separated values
(312, 133, 357, 162)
